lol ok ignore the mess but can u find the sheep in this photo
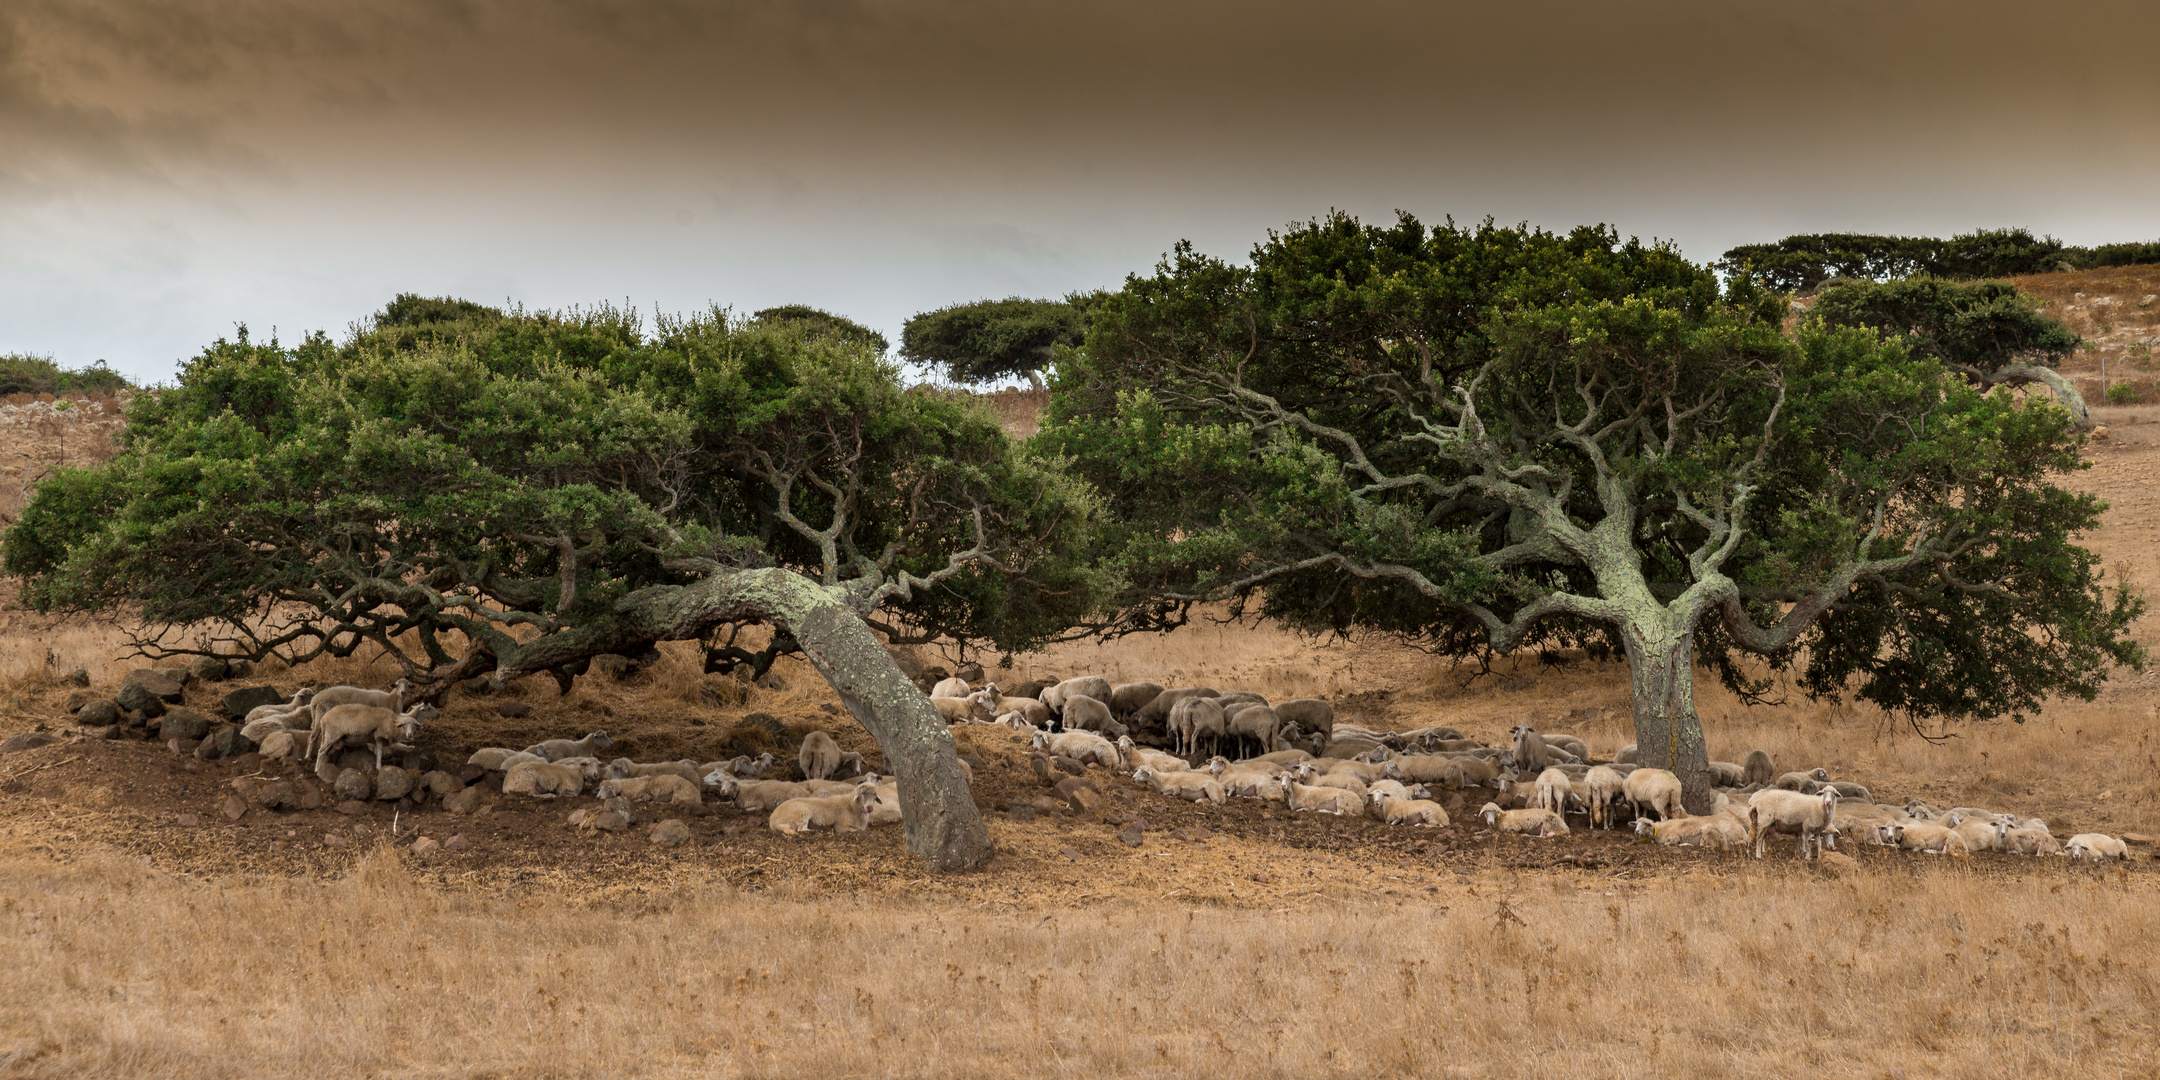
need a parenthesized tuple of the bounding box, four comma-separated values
(1539, 733, 1588, 761)
(1040, 676, 1114, 716)
(1223, 705, 1281, 759)
(1578, 765, 1627, 829)
(1831, 801, 1900, 835)
(1249, 748, 1314, 767)
(1321, 758, 1398, 784)
(1116, 736, 1189, 774)
(1774, 768, 1829, 793)
(1740, 749, 1774, 785)
(2002, 826, 2062, 856)
(1534, 767, 1572, 816)
(1881, 821, 1970, 855)
(866, 781, 903, 826)
(308, 679, 414, 727)
(1623, 768, 1684, 822)
(1296, 766, 1369, 798)
(1508, 726, 1553, 774)
(1705, 761, 1745, 787)
(1370, 790, 1449, 826)
(608, 758, 702, 785)
(242, 689, 316, 728)
(525, 731, 613, 762)
(930, 676, 973, 698)
(594, 774, 702, 805)
(1478, 802, 1568, 836)
(1272, 699, 1334, 741)
(1208, 760, 1290, 800)
(725, 778, 816, 813)
(1746, 788, 1840, 859)
(1168, 696, 1227, 759)
(1941, 813, 2002, 853)
(1134, 765, 1227, 805)
(2064, 834, 2130, 862)
(241, 716, 300, 744)
(1132, 687, 1218, 731)
(1030, 729, 1120, 769)
(929, 695, 995, 724)
(503, 761, 585, 798)
(1821, 781, 1872, 802)
(312, 703, 429, 772)
(1633, 813, 1749, 848)
(769, 787, 879, 835)
(1613, 743, 1638, 765)
(1437, 756, 1502, 790)
(995, 696, 1053, 727)
(256, 728, 308, 763)
(1106, 681, 1167, 720)
(1278, 776, 1367, 817)
(1060, 694, 1127, 738)
(701, 752, 777, 781)
(798, 730, 844, 781)
(469, 747, 543, 772)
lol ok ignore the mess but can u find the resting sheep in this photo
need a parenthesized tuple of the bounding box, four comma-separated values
(1635, 814, 1749, 848)
(608, 758, 701, 785)
(798, 730, 844, 781)
(1134, 765, 1227, 805)
(470, 747, 546, 772)
(1117, 736, 1189, 773)
(1278, 777, 1367, 817)
(1774, 768, 1829, 793)
(930, 695, 995, 724)
(2064, 834, 2130, 862)
(526, 730, 614, 762)
(1880, 821, 1970, 855)
(720, 778, 815, 813)
(1031, 729, 1120, 769)
(503, 761, 585, 799)
(1370, 790, 1449, 826)
(594, 774, 702, 805)
(1478, 802, 1568, 836)
(930, 676, 973, 699)
(769, 788, 879, 835)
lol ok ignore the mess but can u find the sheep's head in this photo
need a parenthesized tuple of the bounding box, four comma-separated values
(1029, 730, 1049, 750)
(1132, 766, 1153, 783)
(707, 773, 740, 798)
(1382, 760, 1403, 780)
(609, 758, 635, 778)
(588, 731, 613, 751)
(1478, 802, 1501, 824)
(595, 780, 621, 799)
(1809, 767, 1829, 782)
(1632, 818, 1654, 837)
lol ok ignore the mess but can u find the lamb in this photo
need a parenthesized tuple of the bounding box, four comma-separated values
(2064, 834, 2130, 862)
(1774, 768, 1829, 793)
(1296, 766, 1368, 798)
(525, 731, 614, 762)
(503, 760, 585, 798)
(1881, 821, 1970, 855)
(1030, 729, 1120, 769)
(1108, 681, 1167, 720)
(1746, 788, 1840, 859)
(312, 703, 429, 772)
(1272, 699, 1334, 741)
(769, 787, 880, 835)
(1584, 765, 1627, 830)
(930, 676, 973, 699)
(865, 781, 903, 825)
(1278, 776, 1367, 817)
(1209, 761, 1289, 801)
(1116, 736, 1189, 773)
(1633, 814, 1747, 849)
(1133, 765, 1227, 805)
(930, 694, 997, 724)
(241, 716, 300, 744)
(550, 756, 612, 782)
(1534, 767, 1572, 816)
(1060, 694, 1127, 738)
(1623, 768, 1684, 822)
(994, 696, 1053, 727)
(594, 773, 702, 805)
(1223, 705, 1281, 759)
(1369, 790, 1449, 826)
(1478, 802, 1567, 836)
(308, 679, 414, 727)
(798, 730, 845, 781)
(1168, 696, 1228, 758)
(1040, 676, 1114, 716)
(700, 753, 778, 781)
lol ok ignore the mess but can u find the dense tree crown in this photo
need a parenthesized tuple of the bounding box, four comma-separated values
(1042, 212, 2141, 807)
(1719, 228, 2160, 294)
(900, 296, 1093, 386)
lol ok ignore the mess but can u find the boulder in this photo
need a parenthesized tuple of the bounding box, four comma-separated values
(298, 785, 324, 810)
(399, 748, 438, 775)
(226, 659, 253, 679)
(74, 700, 120, 728)
(115, 681, 168, 718)
(955, 662, 985, 684)
(650, 819, 692, 846)
(331, 748, 376, 773)
(333, 768, 373, 802)
(220, 794, 248, 821)
(65, 668, 90, 687)
(1116, 821, 1145, 847)
(493, 701, 531, 719)
(585, 810, 630, 832)
(373, 766, 414, 802)
(442, 787, 485, 814)
(420, 770, 463, 797)
(1817, 851, 1861, 876)
(444, 834, 468, 851)
(409, 837, 440, 857)
(158, 710, 212, 742)
(151, 665, 195, 688)
(254, 781, 299, 811)
(195, 725, 250, 760)
(190, 656, 231, 683)
(0, 732, 55, 754)
(64, 691, 91, 714)
(222, 686, 286, 717)
(334, 800, 370, 817)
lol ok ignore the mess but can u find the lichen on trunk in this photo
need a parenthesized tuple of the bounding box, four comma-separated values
(1621, 617, 1714, 814)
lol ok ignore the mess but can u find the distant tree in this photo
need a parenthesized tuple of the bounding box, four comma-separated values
(5, 312, 1100, 869)
(1044, 212, 2143, 812)
(901, 297, 1091, 389)
(0, 354, 134, 396)
(378, 293, 503, 328)
(749, 305, 889, 352)
(1810, 277, 2090, 423)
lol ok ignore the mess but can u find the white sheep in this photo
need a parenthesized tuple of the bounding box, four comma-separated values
(1623, 768, 1684, 822)
(311, 702, 429, 772)
(2064, 834, 2130, 862)
(2001, 825, 2061, 856)
(608, 758, 702, 785)
(1533, 767, 1572, 816)
(1370, 790, 1448, 826)
(1224, 704, 1281, 758)
(240, 716, 299, 744)
(503, 761, 585, 799)
(1746, 788, 1839, 859)
(1060, 694, 1126, 737)
(723, 778, 815, 813)
(1942, 813, 2003, 853)
(1478, 802, 1567, 836)
(1634, 814, 1747, 848)
(1272, 699, 1334, 741)
(1133, 765, 1227, 805)
(308, 679, 413, 727)
(930, 676, 973, 698)
(1040, 676, 1114, 715)
(594, 774, 702, 805)
(1116, 736, 1189, 773)
(242, 688, 315, 728)
(1278, 776, 1367, 817)
(1031, 729, 1119, 769)
(798, 730, 844, 780)
(1168, 696, 1227, 758)
(525, 730, 614, 762)
(929, 695, 994, 724)
(1206, 759, 1289, 800)
(469, 748, 546, 772)
(1108, 681, 1166, 720)
(1584, 765, 1627, 830)
(1881, 821, 1971, 856)
(768, 788, 879, 835)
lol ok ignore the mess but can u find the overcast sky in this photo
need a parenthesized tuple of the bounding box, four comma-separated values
(6, 0, 2160, 383)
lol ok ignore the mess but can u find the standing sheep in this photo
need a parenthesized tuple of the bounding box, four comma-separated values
(1509, 726, 1551, 773)
(1108, 682, 1167, 720)
(1533, 767, 1572, 817)
(1584, 765, 1627, 830)
(312, 703, 430, 772)
(1060, 694, 1127, 738)
(1742, 750, 1774, 786)
(1168, 696, 1227, 759)
(1040, 676, 1114, 716)
(1746, 788, 1840, 860)
(308, 679, 413, 726)
(1272, 699, 1334, 742)
(798, 730, 844, 781)
(1623, 768, 1684, 823)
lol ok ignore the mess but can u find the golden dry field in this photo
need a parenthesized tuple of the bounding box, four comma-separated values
(0, 307, 2156, 1077)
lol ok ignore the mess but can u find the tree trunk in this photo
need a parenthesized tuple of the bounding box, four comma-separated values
(1621, 617, 1715, 814)
(478, 567, 995, 870)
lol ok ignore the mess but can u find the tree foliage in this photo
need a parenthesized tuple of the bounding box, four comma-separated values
(900, 296, 1092, 386)
(0, 354, 135, 396)
(1719, 228, 2160, 294)
(748, 305, 890, 353)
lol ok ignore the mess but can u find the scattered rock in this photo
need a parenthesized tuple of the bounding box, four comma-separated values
(698, 680, 747, 708)
(335, 800, 370, 816)
(226, 659, 253, 679)
(1029, 796, 1060, 814)
(1030, 754, 1053, 783)
(399, 748, 438, 775)
(2124, 832, 2154, 846)
(650, 819, 692, 846)
(1817, 851, 1860, 876)
(333, 768, 373, 803)
(116, 681, 168, 718)
(604, 796, 638, 823)
(323, 831, 350, 846)
(819, 703, 841, 715)
(190, 655, 231, 683)
(409, 836, 440, 857)
(123, 669, 187, 703)
(373, 766, 413, 801)
(444, 834, 468, 851)
(0, 732, 55, 754)
(955, 662, 985, 683)
(585, 811, 630, 832)
(195, 725, 250, 760)
(158, 709, 212, 743)
(65, 668, 89, 688)
(442, 787, 484, 814)
(1173, 826, 1212, 843)
(458, 763, 486, 784)
(220, 794, 248, 821)
(221, 685, 286, 717)
(1053, 776, 1099, 800)
(459, 676, 495, 696)
(314, 757, 342, 784)
(1250, 873, 1269, 884)
(151, 665, 194, 687)
(63, 691, 91, 714)
(73, 700, 119, 728)
(1116, 822, 1145, 847)
(1007, 804, 1037, 823)
(255, 780, 299, 811)
(234, 752, 262, 771)
(493, 701, 532, 718)
(420, 770, 463, 797)
(567, 808, 590, 826)
(175, 813, 200, 827)
(1052, 756, 1086, 777)
(1066, 786, 1103, 814)
(299, 785, 324, 810)
(331, 748, 376, 773)
(230, 777, 262, 798)
(1057, 847, 1080, 861)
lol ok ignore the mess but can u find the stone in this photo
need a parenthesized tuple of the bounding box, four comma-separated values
(64, 691, 91, 714)
(175, 813, 200, 827)
(115, 680, 169, 718)
(1007, 804, 1037, 823)
(1173, 827, 1212, 843)
(650, 819, 692, 846)
(1030, 754, 1053, 783)
(65, 668, 89, 687)
(567, 808, 590, 826)
(955, 662, 985, 684)
(255, 781, 299, 811)
(1051, 756, 1086, 777)
(335, 800, 370, 816)
(333, 768, 373, 802)
(442, 787, 484, 814)
(420, 770, 463, 797)
(151, 665, 195, 687)
(332, 748, 376, 773)
(459, 676, 494, 696)
(1053, 776, 1099, 800)
(586, 810, 629, 832)
(196, 725, 250, 760)
(592, 654, 636, 680)
(457, 764, 486, 784)
(226, 659, 253, 679)
(220, 794, 248, 821)
(1817, 851, 1860, 876)
(604, 796, 638, 822)
(1029, 796, 1060, 814)
(233, 752, 262, 772)
(158, 709, 212, 743)
(399, 748, 437, 775)
(493, 701, 531, 718)
(299, 786, 324, 810)
(314, 757, 342, 784)
(190, 655, 231, 683)
(2123, 832, 2154, 846)
(323, 831, 350, 846)
(221, 685, 286, 718)
(1057, 847, 1080, 861)
(409, 836, 440, 857)
(230, 777, 262, 798)
(1116, 822, 1145, 847)
(1065, 786, 1103, 814)
(0, 732, 55, 754)
(373, 766, 413, 801)
(444, 834, 468, 851)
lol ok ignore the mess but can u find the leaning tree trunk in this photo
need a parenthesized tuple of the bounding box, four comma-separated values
(474, 566, 995, 870)
(1620, 615, 1715, 814)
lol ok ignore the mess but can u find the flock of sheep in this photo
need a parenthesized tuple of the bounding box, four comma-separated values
(235, 671, 2137, 862)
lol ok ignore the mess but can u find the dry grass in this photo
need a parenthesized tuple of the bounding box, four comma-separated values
(0, 847, 2151, 1079)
